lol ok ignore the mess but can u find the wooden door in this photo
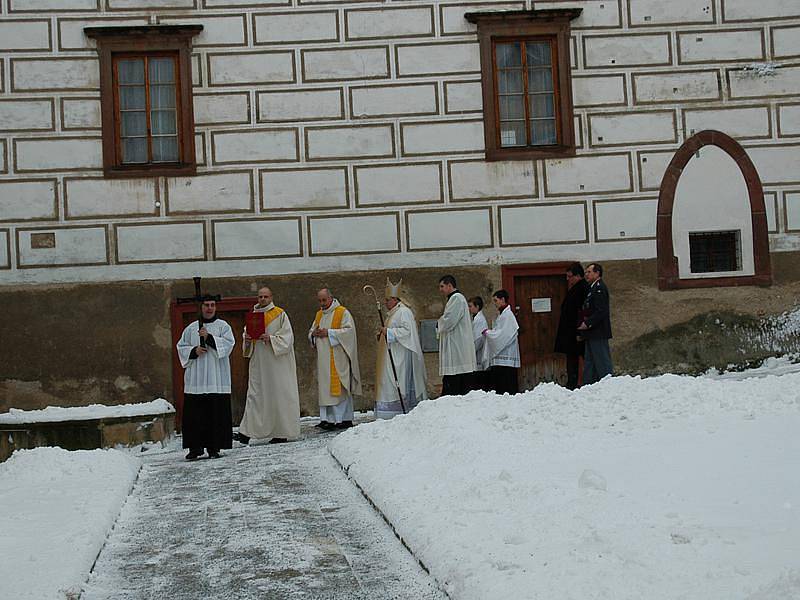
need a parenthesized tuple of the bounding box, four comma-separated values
(503, 264, 570, 391)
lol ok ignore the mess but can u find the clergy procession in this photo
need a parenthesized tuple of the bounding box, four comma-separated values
(176, 264, 610, 461)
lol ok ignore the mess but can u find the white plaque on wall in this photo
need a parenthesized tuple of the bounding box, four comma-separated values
(531, 298, 552, 313)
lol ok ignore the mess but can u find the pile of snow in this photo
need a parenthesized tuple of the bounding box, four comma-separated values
(0, 448, 140, 600)
(331, 373, 800, 600)
(0, 398, 174, 424)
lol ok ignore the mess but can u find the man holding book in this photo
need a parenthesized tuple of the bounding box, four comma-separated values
(235, 286, 301, 445)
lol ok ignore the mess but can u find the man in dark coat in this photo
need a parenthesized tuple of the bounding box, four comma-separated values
(578, 262, 613, 385)
(554, 262, 589, 390)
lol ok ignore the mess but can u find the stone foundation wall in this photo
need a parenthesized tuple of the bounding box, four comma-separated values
(2, 253, 799, 417)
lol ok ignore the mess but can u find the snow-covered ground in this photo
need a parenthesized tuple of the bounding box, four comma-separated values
(0, 398, 174, 424)
(331, 372, 800, 600)
(0, 448, 140, 600)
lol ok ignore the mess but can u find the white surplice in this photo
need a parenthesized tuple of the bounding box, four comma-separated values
(308, 299, 362, 423)
(375, 302, 428, 419)
(472, 310, 489, 372)
(239, 303, 301, 440)
(176, 318, 236, 394)
(437, 291, 477, 376)
(481, 305, 520, 370)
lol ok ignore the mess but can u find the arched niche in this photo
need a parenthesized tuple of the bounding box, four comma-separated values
(656, 130, 772, 290)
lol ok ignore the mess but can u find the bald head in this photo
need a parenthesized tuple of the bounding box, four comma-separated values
(257, 287, 273, 307)
(317, 287, 333, 310)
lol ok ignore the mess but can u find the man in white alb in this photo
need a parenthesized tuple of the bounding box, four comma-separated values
(235, 286, 300, 446)
(375, 279, 428, 419)
(481, 289, 520, 395)
(309, 288, 362, 429)
(176, 297, 236, 460)
(437, 275, 477, 396)
(468, 295, 489, 391)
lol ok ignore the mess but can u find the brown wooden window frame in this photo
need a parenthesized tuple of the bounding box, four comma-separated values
(466, 9, 581, 162)
(85, 25, 202, 179)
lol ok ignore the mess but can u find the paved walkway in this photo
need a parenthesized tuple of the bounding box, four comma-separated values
(83, 421, 446, 600)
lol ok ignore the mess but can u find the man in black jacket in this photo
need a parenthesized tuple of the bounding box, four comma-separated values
(578, 262, 613, 385)
(554, 262, 589, 390)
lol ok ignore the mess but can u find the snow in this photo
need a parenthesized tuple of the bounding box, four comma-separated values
(0, 398, 174, 424)
(0, 448, 141, 600)
(330, 372, 800, 600)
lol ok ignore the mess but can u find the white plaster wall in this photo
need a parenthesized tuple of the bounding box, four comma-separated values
(407, 208, 491, 250)
(595, 199, 658, 241)
(18, 227, 107, 267)
(0, 100, 53, 131)
(261, 168, 348, 209)
(500, 203, 586, 246)
(65, 179, 157, 218)
(213, 219, 301, 259)
(0, 180, 57, 221)
(309, 214, 399, 254)
(672, 146, 754, 278)
(0, 231, 8, 268)
(116, 223, 205, 263)
(355, 163, 441, 205)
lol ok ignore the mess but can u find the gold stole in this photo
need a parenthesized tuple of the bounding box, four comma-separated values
(314, 305, 347, 396)
(244, 306, 284, 358)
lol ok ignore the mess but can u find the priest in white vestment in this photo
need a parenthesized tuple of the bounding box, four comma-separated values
(468, 296, 489, 391)
(481, 289, 520, 395)
(375, 279, 428, 419)
(309, 288, 362, 429)
(437, 275, 477, 396)
(176, 297, 236, 460)
(235, 287, 301, 445)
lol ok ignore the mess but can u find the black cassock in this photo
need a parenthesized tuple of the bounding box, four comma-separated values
(182, 393, 232, 452)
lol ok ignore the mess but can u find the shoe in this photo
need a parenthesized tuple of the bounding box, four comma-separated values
(208, 450, 222, 459)
(268, 437, 289, 444)
(335, 421, 354, 429)
(315, 421, 335, 430)
(185, 451, 202, 461)
(233, 432, 250, 445)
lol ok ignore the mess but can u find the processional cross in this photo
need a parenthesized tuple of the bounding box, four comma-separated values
(176, 276, 222, 348)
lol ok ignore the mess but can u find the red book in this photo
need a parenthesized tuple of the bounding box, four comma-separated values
(246, 312, 265, 339)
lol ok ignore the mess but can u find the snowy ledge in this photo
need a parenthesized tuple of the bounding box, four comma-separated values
(330, 373, 800, 600)
(0, 447, 141, 600)
(0, 398, 175, 424)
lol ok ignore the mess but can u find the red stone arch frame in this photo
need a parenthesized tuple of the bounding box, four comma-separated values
(656, 130, 772, 290)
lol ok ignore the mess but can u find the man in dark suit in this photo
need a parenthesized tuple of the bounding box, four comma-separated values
(554, 262, 589, 390)
(578, 262, 613, 385)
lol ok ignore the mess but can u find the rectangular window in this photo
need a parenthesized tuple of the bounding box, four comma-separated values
(85, 25, 201, 178)
(466, 9, 579, 161)
(115, 54, 181, 165)
(495, 39, 559, 148)
(689, 230, 742, 273)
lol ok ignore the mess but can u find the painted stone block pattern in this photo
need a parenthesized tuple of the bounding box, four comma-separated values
(499, 203, 586, 245)
(65, 178, 157, 218)
(573, 75, 627, 107)
(772, 26, 800, 59)
(544, 154, 632, 196)
(253, 12, 338, 45)
(0, 180, 57, 222)
(583, 34, 671, 68)
(306, 125, 394, 160)
(628, 0, 714, 26)
(166, 172, 253, 214)
(355, 163, 442, 206)
(15, 138, 102, 172)
(637, 151, 673, 191)
(677, 30, 764, 64)
(589, 111, 676, 146)
(0, 21, 51, 51)
(396, 42, 480, 77)
(302, 47, 389, 82)
(212, 129, 298, 164)
(58, 18, 148, 50)
(194, 93, 250, 125)
(116, 223, 205, 263)
(10, 0, 97, 10)
(444, 81, 482, 113)
(729, 65, 800, 99)
(746, 145, 800, 185)
(0, 100, 53, 131)
(213, 219, 300, 259)
(449, 160, 536, 201)
(0, 231, 8, 269)
(594, 199, 657, 241)
(683, 106, 771, 139)
(309, 214, 399, 255)
(778, 104, 800, 136)
(722, 0, 800, 22)
(18, 227, 107, 267)
(258, 89, 343, 122)
(108, 0, 194, 9)
(61, 98, 101, 130)
(535, 0, 621, 28)
(208, 52, 294, 86)
(158, 15, 247, 47)
(402, 120, 484, 155)
(345, 7, 433, 39)
(12, 58, 98, 91)
(407, 208, 491, 250)
(634, 71, 721, 103)
(261, 168, 348, 210)
(350, 84, 437, 118)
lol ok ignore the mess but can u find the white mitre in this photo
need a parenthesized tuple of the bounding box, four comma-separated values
(385, 278, 403, 300)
